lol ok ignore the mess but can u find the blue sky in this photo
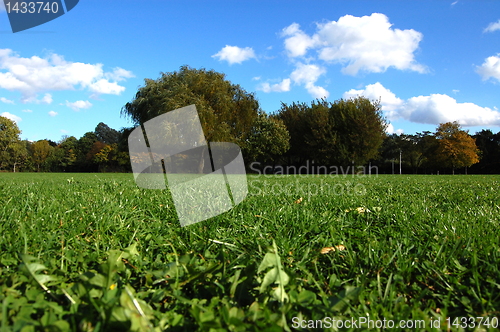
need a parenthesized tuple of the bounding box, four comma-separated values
(1, 0, 500, 142)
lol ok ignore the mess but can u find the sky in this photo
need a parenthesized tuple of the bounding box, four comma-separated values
(1, 0, 500, 142)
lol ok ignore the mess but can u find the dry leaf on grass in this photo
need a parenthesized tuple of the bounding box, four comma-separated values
(294, 197, 303, 204)
(320, 245, 346, 254)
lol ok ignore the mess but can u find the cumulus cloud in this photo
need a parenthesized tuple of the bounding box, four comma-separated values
(281, 23, 319, 57)
(476, 54, 500, 82)
(48, 111, 58, 117)
(1, 112, 21, 123)
(22, 109, 32, 113)
(212, 45, 256, 65)
(484, 19, 500, 33)
(402, 94, 500, 126)
(65, 100, 92, 111)
(0, 49, 134, 103)
(0, 97, 14, 104)
(281, 13, 426, 75)
(290, 63, 329, 98)
(344, 82, 500, 126)
(259, 79, 291, 93)
(343, 82, 403, 119)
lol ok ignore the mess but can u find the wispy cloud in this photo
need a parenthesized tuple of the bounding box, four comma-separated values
(484, 19, 500, 33)
(0, 97, 14, 104)
(65, 100, 92, 111)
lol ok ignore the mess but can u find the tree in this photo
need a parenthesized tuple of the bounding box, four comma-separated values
(276, 101, 316, 166)
(58, 136, 78, 171)
(121, 66, 260, 172)
(472, 129, 500, 173)
(244, 112, 290, 165)
(10, 141, 29, 172)
(0, 116, 22, 171)
(434, 121, 479, 174)
(277, 97, 387, 169)
(31, 140, 52, 172)
(329, 97, 387, 166)
(95, 122, 119, 145)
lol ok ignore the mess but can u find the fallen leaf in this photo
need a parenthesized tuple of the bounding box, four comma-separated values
(321, 245, 346, 254)
(295, 197, 303, 204)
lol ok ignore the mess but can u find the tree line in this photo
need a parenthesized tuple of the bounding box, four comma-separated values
(0, 118, 132, 173)
(0, 66, 494, 174)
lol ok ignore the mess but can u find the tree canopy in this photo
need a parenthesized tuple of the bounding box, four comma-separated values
(121, 65, 260, 147)
(277, 97, 387, 168)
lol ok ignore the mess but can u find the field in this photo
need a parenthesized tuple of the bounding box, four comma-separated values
(0, 173, 499, 331)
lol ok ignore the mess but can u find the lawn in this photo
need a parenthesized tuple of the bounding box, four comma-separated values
(0, 173, 499, 331)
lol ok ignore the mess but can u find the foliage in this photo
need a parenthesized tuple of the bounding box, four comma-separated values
(0, 173, 499, 331)
(277, 97, 387, 168)
(0, 116, 23, 171)
(433, 122, 480, 173)
(95, 122, 120, 145)
(121, 65, 260, 148)
(244, 113, 290, 165)
(31, 140, 52, 172)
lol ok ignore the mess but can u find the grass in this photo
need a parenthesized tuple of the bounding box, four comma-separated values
(0, 173, 499, 331)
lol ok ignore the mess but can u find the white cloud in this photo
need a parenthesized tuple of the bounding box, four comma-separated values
(344, 82, 500, 126)
(60, 129, 69, 134)
(290, 63, 329, 98)
(259, 79, 291, 93)
(281, 13, 426, 75)
(48, 111, 58, 117)
(402, 94, 500, 126)
(88, 79, 125, 95)
(343, 82, 403, 119)
(1, 112, 21, 123)
(484, 19, 500, 33)
(281, 23, 319, 57)
(476, 54, 500, 82)
(0, 97, 14, 104)
(22, 109, 32, 113)
(212, 45, 256, 65)
(104, 67, 135, 81)
(0, 49, 133, 102)
(386, 123, 404, 135)
(66, 100, 92, 111)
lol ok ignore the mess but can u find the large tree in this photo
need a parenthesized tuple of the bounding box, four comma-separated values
(122, 66, 260, 146)
(277, 97, 387, 168)
(31, 140, 52, 172)
(434, 121, 479, 174)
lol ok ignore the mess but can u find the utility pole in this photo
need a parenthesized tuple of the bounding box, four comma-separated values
(399, 149, 402, 175)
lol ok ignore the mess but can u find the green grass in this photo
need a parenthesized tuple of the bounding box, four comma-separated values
(0, 173, 499, 331)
